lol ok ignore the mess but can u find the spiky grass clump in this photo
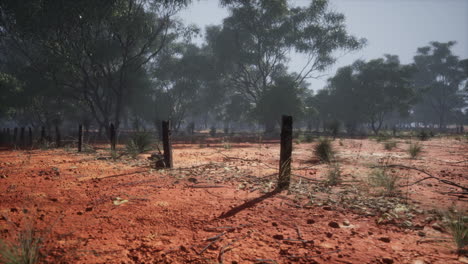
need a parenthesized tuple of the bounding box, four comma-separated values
(325, 163, 342, 186)
(368, 169, 399, 196)
(417, 130, 430, 141)
(126, 132, 153, 157)
(314, 138, 334, 163)
(445, 211, 468, 253)
(408, 143, 422, 159)
(384, 141, 397, 150)
(0, 228, 42, 264)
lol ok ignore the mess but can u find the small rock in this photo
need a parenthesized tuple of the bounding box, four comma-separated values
(307, 219, 315, 224)
(85, 207, 93, 212)
(381, 257, 394, 264)
(323, 206, 332, 211)
(272, 234, 284, 240)
(328, 221, 340, 228)
(378, 237, 391, 243)
(431, 223, 445, 233)
(417, 231, 426, 237)
(325, 232, 333, 238)
(343, 220, 350, 226)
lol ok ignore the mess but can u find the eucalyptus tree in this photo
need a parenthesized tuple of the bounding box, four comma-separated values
(321, 55, 415, 135)
(208, 0, 365, 129)
(412, 42, 467, 130)
(0, 0, 189, 135)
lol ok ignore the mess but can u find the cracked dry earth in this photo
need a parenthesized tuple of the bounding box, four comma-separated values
(0, 137, 467, 263)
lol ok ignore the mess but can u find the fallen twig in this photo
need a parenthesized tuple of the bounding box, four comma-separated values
(218, 231, 252, 263)
(372, 164, 468, 192)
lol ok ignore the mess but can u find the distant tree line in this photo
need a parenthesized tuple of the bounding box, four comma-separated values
(0, 0, 467, 137)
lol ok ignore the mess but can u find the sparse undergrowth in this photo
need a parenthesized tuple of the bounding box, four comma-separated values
(408, 143, 422, 159)
(126, 132, 153, 157)
(368, 168, 399, 196)
(314, 138, 334, 163)
(325, 163, 342, 186)
(444, 210, 468, 254)
(0, 227, 43, 264)
(384, 141, 397, 150)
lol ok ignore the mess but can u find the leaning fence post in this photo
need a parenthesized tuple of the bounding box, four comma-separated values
(278, 115, 293, 190)
(78, 124, 83, 152)
(110, 123, 116, 151)
(162, 120, 173, 168)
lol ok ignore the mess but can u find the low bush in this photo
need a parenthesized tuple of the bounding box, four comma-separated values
(368, 168, 399, 196)
(444, 211, 468, 253)
(408, 143, 422, 159)
(126, 132, 152, 157)
(314, 138, 334, 163)
(325, 163, 342, 186)
(384, 141, 397, 150)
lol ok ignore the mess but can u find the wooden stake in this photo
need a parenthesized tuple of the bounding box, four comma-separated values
(278, 115, 293, 190)
(110, 123, 116, 151)
(162, 120, 173, 168)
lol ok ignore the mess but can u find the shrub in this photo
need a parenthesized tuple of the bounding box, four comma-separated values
(126, 132, 152, 157)
(408, 143, 422, 159)
(384, 141, 397, 150)
(444, 211, 468, 253)
(417, 130, 430, 141)
(368, 169, 399, 196)
(305, 134, 314, 143)
(325, 163, 341, 186)
(314, 138, 334, 163)
(375, 133, 390, 142)
(0, 227, 43, 264)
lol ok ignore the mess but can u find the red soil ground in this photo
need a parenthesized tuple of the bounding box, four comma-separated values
(0, 136, 467, 263)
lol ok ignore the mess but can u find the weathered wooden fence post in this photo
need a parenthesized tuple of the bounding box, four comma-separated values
(40, 126, 46, 144)
(278, 115, 293, 190)
(20, 127, 25, 148)
(28, 127, 33, 147)
(55, 125, 61, 148)
(110, 123, 116, 151)
(78, 124, 83, 152)
(162, 120, 173, 168)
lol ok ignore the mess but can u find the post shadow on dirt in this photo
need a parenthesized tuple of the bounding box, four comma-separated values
(218, 115, 293, 219)
(218, 188, 282, 219)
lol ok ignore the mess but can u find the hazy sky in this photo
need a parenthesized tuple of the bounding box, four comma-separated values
(178, 0, 468, 91)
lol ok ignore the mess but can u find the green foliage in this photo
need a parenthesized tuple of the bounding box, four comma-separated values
(384, 141, 397, 150)
(444, 211, 468, 253)
(324, 55, 416, 135)
(209, 126, 216, 137)
(126, 132, 153, 157)
(305, 134, 314, 143)
(417, 130, 430, 141)
(0, 227, 42, 264)
(368, 169, 399, 196)
(314, 138, 334, 163)
(413, 42, 467, 129)
(408, 143, 422, 159)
